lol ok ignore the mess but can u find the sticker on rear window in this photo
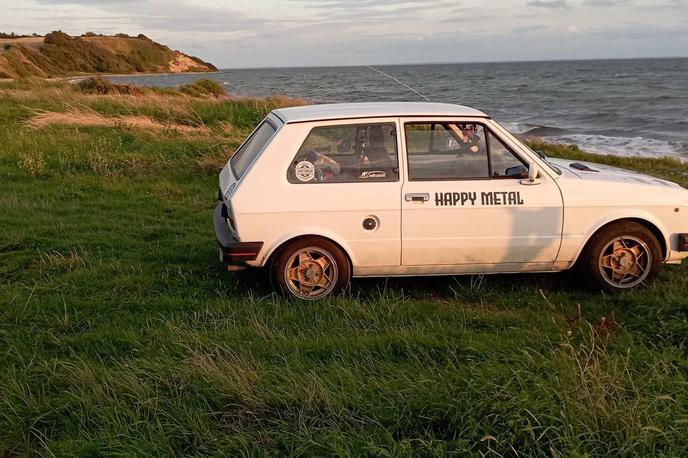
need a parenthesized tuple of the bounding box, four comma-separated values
(360, 170, 387, 179)
(295, 161, 315, 182)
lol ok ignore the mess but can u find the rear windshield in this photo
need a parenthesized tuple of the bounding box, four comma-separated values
(230, 121, 277, 179)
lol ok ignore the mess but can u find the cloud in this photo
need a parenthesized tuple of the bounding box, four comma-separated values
(583, 0, 633, 6)
(527, 0, 570, 8)
(511, 24, 548, 34)
(28, 0, 273, 33)
(294, 0, 459, 23)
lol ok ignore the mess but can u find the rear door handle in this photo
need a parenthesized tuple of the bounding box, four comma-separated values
(405, 193, 430, 202)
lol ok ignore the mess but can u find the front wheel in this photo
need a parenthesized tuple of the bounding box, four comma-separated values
(582, 222, 661, 292)
(270, 237, 350, 300)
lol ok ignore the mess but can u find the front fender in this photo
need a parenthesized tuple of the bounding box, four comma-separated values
(569, 209, 670, 264)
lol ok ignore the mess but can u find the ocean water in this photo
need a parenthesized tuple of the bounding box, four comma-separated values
(109, 58, 688, 160)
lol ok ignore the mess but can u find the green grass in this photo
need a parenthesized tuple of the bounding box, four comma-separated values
(1, 80, 687, 456)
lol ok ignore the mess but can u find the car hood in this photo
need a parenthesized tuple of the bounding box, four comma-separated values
(547, 157, 683, 190)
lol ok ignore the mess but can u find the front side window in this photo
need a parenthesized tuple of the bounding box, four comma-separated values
(405, 122, 489, 180)
(405, 122, 528, 181)
(230, 121, 277, 179)
(287, 123, 399, 184)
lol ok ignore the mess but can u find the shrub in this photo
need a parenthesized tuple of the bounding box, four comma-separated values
(44, 30, 71, 46)
(75, 77, 116, 95)
(75, 77, 144, 96)
(178, 79, 225, 98)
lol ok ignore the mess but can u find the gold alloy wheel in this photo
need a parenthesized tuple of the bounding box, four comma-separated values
(284, 247, 338, 299)
(598, 236, 652, 288)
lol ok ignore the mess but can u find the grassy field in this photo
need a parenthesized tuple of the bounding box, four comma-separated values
(0, 79, 687, 456)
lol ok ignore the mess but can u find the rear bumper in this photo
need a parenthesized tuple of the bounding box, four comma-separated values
(214, 202, 263, 264)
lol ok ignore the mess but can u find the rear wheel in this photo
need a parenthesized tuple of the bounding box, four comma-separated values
(582, 222, 661, 292)
(270, 237, 350, 300)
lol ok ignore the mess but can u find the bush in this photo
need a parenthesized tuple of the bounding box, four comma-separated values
(75, 77, 116, 95)
(178, 79, 225, 98)
(44, 30, 71, 46)
(75, 77, 143, 96)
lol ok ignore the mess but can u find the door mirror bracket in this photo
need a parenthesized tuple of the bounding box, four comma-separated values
(520, 163, 541, 186)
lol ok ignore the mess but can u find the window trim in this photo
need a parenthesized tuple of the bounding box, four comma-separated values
(403, 120, 529, 182)
(230, 118, 278, 180)
(286, 121, 401, 185)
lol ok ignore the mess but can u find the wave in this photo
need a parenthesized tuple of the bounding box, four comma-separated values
(505, 122, 569, 137)
(547, 134, 686, 159)
(504, 122, 686, 159)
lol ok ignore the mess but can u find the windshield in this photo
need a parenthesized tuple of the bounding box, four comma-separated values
(230, 121, 277, 179)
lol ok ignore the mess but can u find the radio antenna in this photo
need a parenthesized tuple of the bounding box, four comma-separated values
(365, 65, 432, 102)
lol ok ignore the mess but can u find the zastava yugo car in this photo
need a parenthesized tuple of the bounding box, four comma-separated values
(214, 102, 688, 299)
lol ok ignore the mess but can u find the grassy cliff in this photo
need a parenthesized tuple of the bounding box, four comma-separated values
(0, 79, 686, 456)
(0, 31, 217, 78)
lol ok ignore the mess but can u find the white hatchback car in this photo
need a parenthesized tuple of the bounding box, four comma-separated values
(214, 102, 688, 299)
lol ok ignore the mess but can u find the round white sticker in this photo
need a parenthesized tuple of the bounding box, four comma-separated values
(295, 161, 315, 182)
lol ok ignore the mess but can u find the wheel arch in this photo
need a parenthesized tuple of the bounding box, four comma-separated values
(573, 216, 668, 265)
(260, 231, 355, 270)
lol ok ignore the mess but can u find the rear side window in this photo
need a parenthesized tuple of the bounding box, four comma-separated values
(230, 121, 277, 179)
(287, 123, 399, 184)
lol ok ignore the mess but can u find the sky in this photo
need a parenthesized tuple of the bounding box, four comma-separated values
(1, 0, 687, 68)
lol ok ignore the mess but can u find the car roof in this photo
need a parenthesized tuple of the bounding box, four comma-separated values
(272, 102, 489, 124)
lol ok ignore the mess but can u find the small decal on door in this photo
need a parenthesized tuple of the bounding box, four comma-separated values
(434, 191, 525, 206)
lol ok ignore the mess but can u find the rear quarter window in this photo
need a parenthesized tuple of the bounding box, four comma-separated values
(230, 121, 277, 179)
(287, 123, 399, 184)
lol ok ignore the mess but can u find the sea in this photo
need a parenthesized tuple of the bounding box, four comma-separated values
(108, 58, 688, 160)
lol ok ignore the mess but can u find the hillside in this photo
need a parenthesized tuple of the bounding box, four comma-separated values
(0, 31, 217, 78)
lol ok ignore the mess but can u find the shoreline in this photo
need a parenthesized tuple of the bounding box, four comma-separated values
(0, 70, 220, 84)
(61, 70, 220, 83)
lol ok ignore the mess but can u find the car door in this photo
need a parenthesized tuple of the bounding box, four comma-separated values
(400, 119, 563, 271)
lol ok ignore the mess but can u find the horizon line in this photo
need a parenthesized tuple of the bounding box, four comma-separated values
(217, 55, 688, 71)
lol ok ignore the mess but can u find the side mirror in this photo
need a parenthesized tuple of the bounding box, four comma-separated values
(521, 163, 541, 186)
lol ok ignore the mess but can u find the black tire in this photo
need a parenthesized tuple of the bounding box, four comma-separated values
(269, 237, 351, 300)
(580, 221, 661, 292)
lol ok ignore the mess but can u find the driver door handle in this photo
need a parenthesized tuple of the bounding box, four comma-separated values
(405, 193, 430, 202)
